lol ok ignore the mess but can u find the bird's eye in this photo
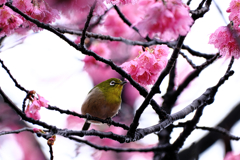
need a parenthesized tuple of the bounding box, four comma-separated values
(110, 80, 116, 86)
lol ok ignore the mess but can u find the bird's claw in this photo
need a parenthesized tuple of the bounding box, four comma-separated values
(105, 117, 112, 126)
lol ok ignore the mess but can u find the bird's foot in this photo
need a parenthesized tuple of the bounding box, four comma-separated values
(85, 113, 91, 121)
(105, 117, 112, 126)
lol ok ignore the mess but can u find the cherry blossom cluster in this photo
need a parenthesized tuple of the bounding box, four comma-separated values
(43, 0, 136, 18)
(25, 90, 49, 120)
(209, 26, 240, 59)
(209, 0, 240, 59)
(227, 0, 240, 30)
(121, 45, 169, 86)
(0, 5, 23, 37)
(135, 0, 193, 41)
(0, 0, 59, 36)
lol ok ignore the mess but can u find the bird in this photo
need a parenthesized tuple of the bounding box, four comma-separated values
(81, 78, 127, 130)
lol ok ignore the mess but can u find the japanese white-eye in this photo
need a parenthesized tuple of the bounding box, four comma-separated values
(81, 78, 127, 130)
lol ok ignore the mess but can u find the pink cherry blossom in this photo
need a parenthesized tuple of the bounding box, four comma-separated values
(121, 45, 169, 86)
(21, 0, 60, 32)
(135, 0, 193, 41)
(9, 0, 60, 32)
(25, 94, 49, 120)
(0, 5, 23, 37)
(25, 98, 41, 120)
(12, 0, 32, 12)
(37, 94, 49, 108)
(209, 25, 240, 59)
(224, 152, 240, 160)
(227, 0, 240, 30)
(45, 0, 106, 17)
(103, 9, 131, 37)
(102, 3, 143, 38)
(106, 0, 138, 5)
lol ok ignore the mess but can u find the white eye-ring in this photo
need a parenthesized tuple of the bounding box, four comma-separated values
(110, 80, 116, 86)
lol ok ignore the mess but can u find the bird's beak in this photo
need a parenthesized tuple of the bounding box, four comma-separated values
(121, 81, 127, 85)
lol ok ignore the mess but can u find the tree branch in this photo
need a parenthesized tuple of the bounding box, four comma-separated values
(196, 126, 240, 140)
(179, 102, 240, 160)
(68, 136, 170, 152)
(80, 0, 97, 46)
(47, 105, 130, 130)
(0, 128, 35, 136)
(131, 67, 234, 141)
(0, 58, 28, 93)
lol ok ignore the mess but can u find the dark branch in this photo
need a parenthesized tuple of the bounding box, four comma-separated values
(0, 128, 35, 136)
(48, 144, 54, 160)
(47, 105, 130, 130)
(0, 87, 57, 131)
(0, 58, 28, 93)
(174, 124, 240, 141)
(175, 54, 219, 97)
(68, 136, 170, 152)
(182, 44, 215, 59)
(196, 126, 240, 140)
(131, 67, 234, 141)
(179, 51, 197, 69)
(191, 0, 212, 20)
(179, 102, 240, 160)
(80, 0, 97, 46)
(113, 5, 151, 41)
(172, 106, 204, 151)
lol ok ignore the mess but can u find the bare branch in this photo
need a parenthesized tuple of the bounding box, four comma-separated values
(80, 0, 97, 46)
(47, 105, 130, 130)
(196, 126, 240, 140)
(69, 136, 170, 152)
(0, 128, 34, 136)
(0, 58, 28, 93)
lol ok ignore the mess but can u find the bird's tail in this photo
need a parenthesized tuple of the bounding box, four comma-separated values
(82, 122, 91, 130)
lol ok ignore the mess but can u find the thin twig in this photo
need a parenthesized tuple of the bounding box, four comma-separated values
(182, 44, 215, 59)
(0, 58, 28, 93)
(48, 144, 54, 160)
(113, 5, 151, 41)
(80, 0, 97, 46)
(0, 128, 34, 136)
(196, 126, 240, 140)
(226, 56, 234, 73)
(179, 51, 197, 69)
(69, 136, 170, 152)
(130, 67, 234, 141)
(191, 0, 212, 20)
(172, 106, 204, 151)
